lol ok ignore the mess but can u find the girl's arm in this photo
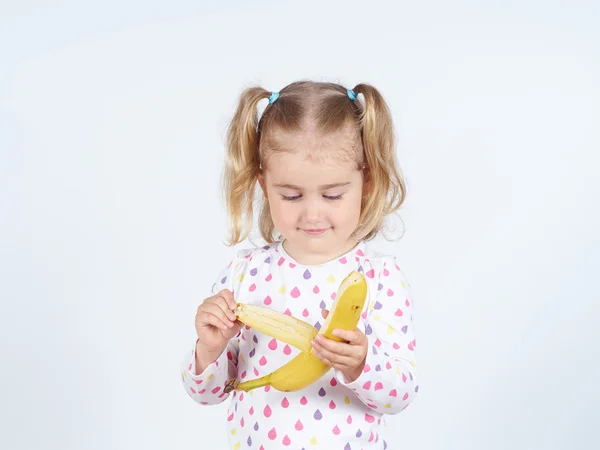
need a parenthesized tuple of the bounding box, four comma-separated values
(181, 336, 239, 405)
(335, 258, 419, 414)
(180, 253, 248, 405)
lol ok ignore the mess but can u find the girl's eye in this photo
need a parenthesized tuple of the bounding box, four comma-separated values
(281, 194, 343, 201)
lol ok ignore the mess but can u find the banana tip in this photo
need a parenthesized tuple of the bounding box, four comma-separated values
(223, 378, 239, 393)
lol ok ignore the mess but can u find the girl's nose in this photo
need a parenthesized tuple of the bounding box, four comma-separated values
(302, 198, 323, 223)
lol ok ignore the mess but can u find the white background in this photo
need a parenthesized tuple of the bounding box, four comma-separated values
(1, 1, 598, 449)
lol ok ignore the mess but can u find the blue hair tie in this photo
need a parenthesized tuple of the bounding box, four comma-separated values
(347, 89, 358, 101)
(268, 92, 280, 104)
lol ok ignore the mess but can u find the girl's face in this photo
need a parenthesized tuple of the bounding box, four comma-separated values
(259, 130, 365, 265)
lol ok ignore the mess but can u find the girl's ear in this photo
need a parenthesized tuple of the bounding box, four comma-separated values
(258, 171, 268, 199)
(361, 166, 371, 198)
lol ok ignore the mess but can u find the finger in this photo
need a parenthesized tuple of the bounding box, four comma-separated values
(211, 295, 237, 321)
(313, 335, 354, 357)
(198, 311, 230, 331)
(321, 309, 329, 319)
(312, 340, 354, 363)
(202, 303, 235, 328)
(222, 320, 242, 338)
(312, 344, 355, 368)
(332, 328, 365, 344)
(313, 350, 354, 372)
(216, 289, 237, 311)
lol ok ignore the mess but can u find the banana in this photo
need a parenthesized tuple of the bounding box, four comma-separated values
(224, 271, 367, 393)
(233, 303, 318, 353)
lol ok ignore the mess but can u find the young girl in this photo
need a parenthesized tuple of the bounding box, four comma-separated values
(181, 81, 418, 449)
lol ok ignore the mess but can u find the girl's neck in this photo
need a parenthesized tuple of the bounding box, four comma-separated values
(280, 239, 361, 266)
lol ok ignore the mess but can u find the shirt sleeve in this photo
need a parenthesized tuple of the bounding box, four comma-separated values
(180, 252, 248, 406)
(334, 257, 419, 414)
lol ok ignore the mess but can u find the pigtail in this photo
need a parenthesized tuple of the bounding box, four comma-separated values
(352, 84, 407, 240)
(222, 86, 271, 246)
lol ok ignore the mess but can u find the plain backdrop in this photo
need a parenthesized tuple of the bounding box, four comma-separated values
(1, 1, 598, 449)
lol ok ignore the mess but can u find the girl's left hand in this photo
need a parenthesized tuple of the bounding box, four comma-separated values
(311, 309, 368, 383)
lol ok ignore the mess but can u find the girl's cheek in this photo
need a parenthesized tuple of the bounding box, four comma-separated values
(273, 202, 296, 222)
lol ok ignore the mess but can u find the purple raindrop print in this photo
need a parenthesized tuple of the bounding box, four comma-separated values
(401, 325, 408, 334)
(365, 324, 372, 336)
(356, 429, 362, 438)
(315, 321, 321, 331)
(318, 387, 326, 397)
(314, 409, 323, 420)
(378, 283, 383, 291)
(254, 422, 259, 431)
(247, 436, 252, 446)
(250, 268, 257, 276)
(374, 301, 382, 310)
(265, 257, 271, 264)
(303, 269, 311, 280)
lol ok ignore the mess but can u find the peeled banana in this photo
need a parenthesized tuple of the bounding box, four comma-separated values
(234, 303, 318, 353)
(224, 271, 367, 393)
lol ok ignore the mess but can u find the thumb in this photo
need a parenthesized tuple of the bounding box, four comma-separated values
(321, 309, 329, 319)
(224, 320, 242, 339)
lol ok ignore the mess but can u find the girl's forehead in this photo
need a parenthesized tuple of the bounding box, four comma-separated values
(261, 126, 362, 167)
(267, 148, 354, 166)
(264, 151, 361, 188)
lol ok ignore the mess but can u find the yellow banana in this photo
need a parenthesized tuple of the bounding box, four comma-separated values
(224, 271, 367, 393)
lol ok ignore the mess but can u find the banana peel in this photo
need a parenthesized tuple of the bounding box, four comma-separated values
(224, 271, 367, 393)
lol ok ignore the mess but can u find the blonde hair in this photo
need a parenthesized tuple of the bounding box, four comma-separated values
(222, 80, 406, 246)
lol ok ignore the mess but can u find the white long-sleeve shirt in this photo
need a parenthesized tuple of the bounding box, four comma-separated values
(181, 240, 419, 449)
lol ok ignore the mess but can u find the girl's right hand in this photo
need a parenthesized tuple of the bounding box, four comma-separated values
(194, 290, 241, 367)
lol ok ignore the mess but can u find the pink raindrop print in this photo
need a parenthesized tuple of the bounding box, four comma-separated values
(264, 405, 272, 418)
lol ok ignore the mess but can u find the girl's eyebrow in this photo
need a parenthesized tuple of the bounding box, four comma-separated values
(273, 182, 352, 190)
